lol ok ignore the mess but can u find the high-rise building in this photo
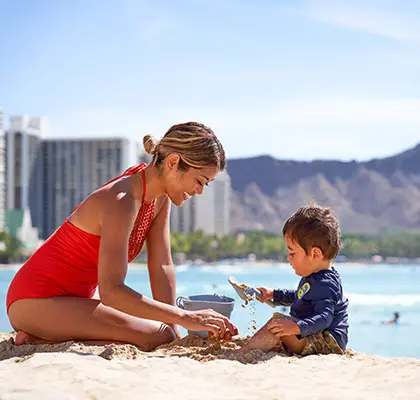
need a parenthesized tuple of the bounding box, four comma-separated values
(211, 170, 231, 235)
(5, 114, 139, 239)
(5, 116, 45, 229)
(170, 195, 195, 234)
(40, 137, 136, 238)
(0, 108, 5, 230)
(170, 170, 231, 236)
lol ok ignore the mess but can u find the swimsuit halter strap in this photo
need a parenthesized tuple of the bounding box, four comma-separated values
(140, 168, 147, 203)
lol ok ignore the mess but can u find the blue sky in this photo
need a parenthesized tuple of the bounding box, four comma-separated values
(1, 0, 420, 161)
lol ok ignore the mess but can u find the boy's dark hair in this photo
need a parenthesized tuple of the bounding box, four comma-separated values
(282, 204, 341, 260)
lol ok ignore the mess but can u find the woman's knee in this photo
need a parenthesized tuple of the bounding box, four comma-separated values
(162, 323, 176, 342)
(7, 300, 29, 332)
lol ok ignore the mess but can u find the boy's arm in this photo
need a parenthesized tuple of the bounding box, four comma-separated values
(273, 289, 296, 306)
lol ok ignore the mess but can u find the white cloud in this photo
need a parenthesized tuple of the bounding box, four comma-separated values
(50, 96, 420, 161)
(301, 0, 420, 41)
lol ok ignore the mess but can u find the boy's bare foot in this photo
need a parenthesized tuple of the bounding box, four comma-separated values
(271, 345, 285, 353)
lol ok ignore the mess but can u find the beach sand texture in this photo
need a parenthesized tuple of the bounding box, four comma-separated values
(0, 333, 419, 399)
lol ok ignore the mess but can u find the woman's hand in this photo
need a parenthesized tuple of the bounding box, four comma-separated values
(256, 287, 274, 303)
(180, 309, 238, 340)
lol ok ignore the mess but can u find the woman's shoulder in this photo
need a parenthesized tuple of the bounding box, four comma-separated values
(68, 172, 142, 234)
(85, 177, 137, 217)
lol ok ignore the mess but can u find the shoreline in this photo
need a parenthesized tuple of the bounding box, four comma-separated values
(1, 261, 419, 270)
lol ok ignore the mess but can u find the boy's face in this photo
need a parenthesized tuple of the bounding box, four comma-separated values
(285, 235, 323, 277)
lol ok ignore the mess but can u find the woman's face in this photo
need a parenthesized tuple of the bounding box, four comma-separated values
(163, 154, 218, 206)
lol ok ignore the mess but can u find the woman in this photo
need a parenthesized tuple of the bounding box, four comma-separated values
(7, 121, 237, 350)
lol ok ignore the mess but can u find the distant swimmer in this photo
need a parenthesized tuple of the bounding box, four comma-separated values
(383, 312, 400, 325)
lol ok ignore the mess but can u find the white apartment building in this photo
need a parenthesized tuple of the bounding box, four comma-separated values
(5, 116, 46, 230)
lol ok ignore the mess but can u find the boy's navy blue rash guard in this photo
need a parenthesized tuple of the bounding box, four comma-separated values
(273, 268, 349, 350)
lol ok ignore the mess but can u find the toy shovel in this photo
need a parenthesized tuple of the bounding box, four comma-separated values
(228, 276, 276, 308)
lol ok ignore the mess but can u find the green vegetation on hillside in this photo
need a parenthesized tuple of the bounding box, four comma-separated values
(170, 231, 420, 262)
(2, 229, 419, 264)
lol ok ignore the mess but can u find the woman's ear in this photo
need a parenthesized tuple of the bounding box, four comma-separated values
(165, 153, 180, 170)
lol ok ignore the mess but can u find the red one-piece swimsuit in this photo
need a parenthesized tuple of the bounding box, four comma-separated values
(6, 163, 155, 313)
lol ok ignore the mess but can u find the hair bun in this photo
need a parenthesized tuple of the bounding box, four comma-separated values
(143, 134, 159, 155)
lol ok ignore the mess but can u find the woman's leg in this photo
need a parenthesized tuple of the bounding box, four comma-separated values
(8, 297, 176, 351)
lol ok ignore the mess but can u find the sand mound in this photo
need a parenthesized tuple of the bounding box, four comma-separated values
(153, 335, 282, 363)
(0, 333, 357, 364)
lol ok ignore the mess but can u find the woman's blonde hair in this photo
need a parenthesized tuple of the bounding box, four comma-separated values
(143, 122, 225, 171)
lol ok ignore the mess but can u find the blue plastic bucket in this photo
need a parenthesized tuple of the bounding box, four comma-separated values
(176, 294, 235, 337)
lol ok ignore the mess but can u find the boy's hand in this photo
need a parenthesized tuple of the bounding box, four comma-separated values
(256, 287, 274, 303)
(268, 319, 301, 337)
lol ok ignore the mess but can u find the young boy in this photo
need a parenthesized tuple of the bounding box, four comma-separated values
(240, 204, 349, 356)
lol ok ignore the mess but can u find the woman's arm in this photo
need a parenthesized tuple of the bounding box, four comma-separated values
(145, 197, 180, 336)
(97, 191, 183, 324)
(97, 190, 237, 338)
(146, 196, 175, 306)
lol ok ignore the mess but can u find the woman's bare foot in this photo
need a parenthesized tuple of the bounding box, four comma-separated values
(14, 331, 55, 346)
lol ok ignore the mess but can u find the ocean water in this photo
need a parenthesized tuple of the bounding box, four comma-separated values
(1, 263, 419, 359)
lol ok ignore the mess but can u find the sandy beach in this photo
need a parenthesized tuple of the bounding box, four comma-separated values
(0, 333, 419, 399)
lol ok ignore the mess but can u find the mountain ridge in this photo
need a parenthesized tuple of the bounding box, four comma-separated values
(227, 143, 420, 234)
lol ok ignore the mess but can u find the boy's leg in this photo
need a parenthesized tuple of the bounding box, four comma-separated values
(270, 312, 344, 356)
(279, 334, 307, 355)
(238, 313, 288, 353)
(281, 331, 344, 356)
(297, 331, 344, 356)
(238, 311, 344, 356)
